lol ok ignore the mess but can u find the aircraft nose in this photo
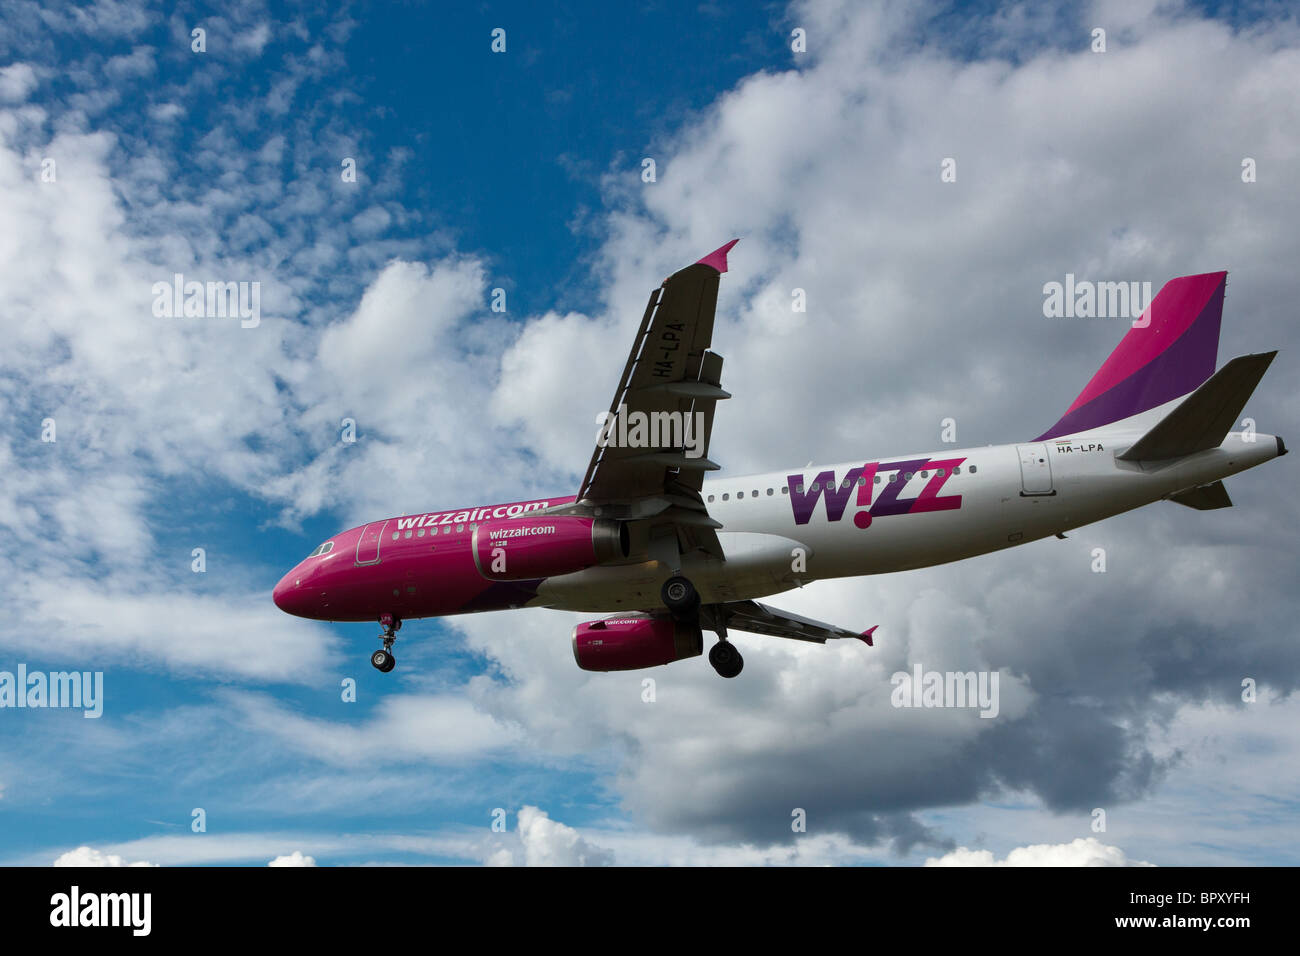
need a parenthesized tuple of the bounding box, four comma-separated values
(273, 569, 308, 616)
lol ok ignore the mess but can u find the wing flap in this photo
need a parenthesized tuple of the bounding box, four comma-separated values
(704, 600, 875, 645)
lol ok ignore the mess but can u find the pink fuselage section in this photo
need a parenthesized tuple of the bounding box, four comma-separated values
(273, 496, 577, 623)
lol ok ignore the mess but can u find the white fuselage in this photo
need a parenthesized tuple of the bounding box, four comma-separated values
(535, 425, 1281, 613)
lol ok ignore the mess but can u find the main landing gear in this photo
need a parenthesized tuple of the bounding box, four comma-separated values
(661, 575, 700, 617)
(708, 640, 744, 679)
(371, 613, 401, 673)
(661, 575, 743, 679)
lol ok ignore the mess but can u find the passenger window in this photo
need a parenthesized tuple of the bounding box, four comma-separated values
(969, 465, 978, 474)
(936, 469, 945, 477)
(857, 477, 865, 486)
(443, 525, 450, 534)
(751, 489, 758, 497)
(404, 530, 413, 539)
(874, 475, 881, 484)
(796, 484, 804, 493)
(417, 528, 425, 537)
(953, 466, 961, 474)
(766, 488, 773, 496)
(782, 487, 789, 494)
(737, 491, 744, 499)
(722, 493, 729, 501)
(904, 472, 913, 480)
(456, 523, 465, 532)
(391, 532, 399, 540)
(920, 471, 928, 479)
(708, 495, 715, 503)
(811, 482, 820, 491)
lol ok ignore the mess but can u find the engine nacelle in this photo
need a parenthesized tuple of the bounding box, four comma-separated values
(472, 516, 628, 581)
(571, 616, 703, 672)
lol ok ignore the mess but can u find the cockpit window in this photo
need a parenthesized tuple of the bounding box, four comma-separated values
(308, 541, 334, 558)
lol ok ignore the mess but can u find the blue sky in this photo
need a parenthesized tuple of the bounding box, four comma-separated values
(2, 0, 1299, 866)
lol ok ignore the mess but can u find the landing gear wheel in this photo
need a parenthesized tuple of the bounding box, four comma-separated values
(372, 614, 401, 674)
(662, 576, 700, 618)
(708, 640, 744, 678)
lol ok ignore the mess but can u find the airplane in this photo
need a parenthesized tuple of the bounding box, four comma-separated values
(274, 240, 1285, 678)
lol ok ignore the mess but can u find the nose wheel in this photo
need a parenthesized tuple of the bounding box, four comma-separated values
(708, 640, 743, 679)
(372, 614, 401, 673)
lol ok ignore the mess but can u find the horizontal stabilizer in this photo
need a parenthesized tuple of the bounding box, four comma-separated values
(1116, 351, 1277, 461)
(1167, 480, 1233, 510)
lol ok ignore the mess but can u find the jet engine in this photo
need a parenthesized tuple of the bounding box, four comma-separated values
(571, 615, 704, 672)
(471, 516, 629, 581)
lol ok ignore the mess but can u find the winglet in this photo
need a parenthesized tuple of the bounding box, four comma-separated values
(859, 625, 878, 647)
(696, 239, 740, 274)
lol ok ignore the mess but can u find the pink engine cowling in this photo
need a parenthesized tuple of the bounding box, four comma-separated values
(471, 516, 628, 581)
(571, 616, 704, 672)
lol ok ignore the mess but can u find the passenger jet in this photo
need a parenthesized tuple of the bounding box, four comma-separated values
(274, 241, 1284, 678)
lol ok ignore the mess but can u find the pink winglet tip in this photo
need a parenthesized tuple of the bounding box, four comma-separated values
(859, 625, 878, 647)
(696, 238, 740, 274)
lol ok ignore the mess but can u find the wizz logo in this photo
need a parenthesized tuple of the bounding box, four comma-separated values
(788, 458, 966, 529)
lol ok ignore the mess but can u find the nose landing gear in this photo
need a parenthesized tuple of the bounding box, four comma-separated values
(371, 614, 401, 673)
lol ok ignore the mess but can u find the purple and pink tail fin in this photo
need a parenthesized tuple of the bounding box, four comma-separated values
(1035, 271, 1227, 441)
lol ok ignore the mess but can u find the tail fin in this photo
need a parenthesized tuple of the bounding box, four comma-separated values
(1035, 271, 1227, 441)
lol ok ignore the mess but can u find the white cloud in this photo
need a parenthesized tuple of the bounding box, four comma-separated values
(54, 846, 156, 867)
(490, 806, 614, 867)
(0, 63, 38, 102)
(224, 690, 524, 765)
(268, 850, 317, 866)
(926, 837, 1153, 867)
(235, 23, 273, 56)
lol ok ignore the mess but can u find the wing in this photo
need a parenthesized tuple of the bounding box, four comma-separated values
(703, 600, 878, 646)
(548, 240, 739, 564)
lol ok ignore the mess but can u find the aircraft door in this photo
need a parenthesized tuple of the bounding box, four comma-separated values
(1016, 444, 1054, 496)
(355, 520, 388, 565)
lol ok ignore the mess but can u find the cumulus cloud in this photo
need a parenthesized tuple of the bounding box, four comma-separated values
(0, 63, 37, 102)
(268, 850, 317, 866)
(488, 806, 614, 867)
(54, 846, 156, 867)
(926, 837, 1153, 867)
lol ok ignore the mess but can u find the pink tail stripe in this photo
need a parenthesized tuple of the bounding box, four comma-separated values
(696, 238, 740, 274)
